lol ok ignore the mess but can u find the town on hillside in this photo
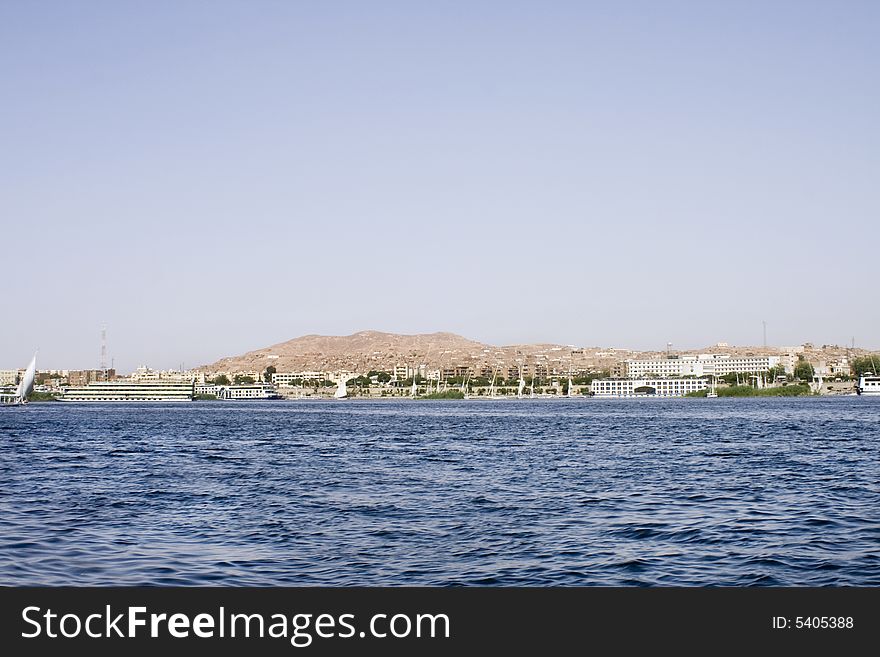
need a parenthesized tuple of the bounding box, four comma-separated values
(3, 332, 879, 401)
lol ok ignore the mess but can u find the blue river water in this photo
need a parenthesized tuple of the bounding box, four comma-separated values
(1, 398, 878, 586)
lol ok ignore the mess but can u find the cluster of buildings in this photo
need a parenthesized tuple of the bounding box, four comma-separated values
(0, 368, 117, 390)
(1, 344, 860, 401)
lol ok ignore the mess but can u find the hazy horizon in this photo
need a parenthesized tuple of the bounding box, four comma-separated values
(3, 326, 870, 373)
(3, 1, 878, 371)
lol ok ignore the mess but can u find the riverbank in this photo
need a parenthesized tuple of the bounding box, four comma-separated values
(687, 385, 813, 398)
(419, 390, 465, 400)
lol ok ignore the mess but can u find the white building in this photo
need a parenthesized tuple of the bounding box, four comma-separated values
(130, 366, 204, 383)
(711, 355, 785, 376)
(829, 359, 850, 376)
(591, 378, 709, 397)
(0, 370, 19, 386)
(393, 365, 412, 381)
(623, 354, 786, 378)
(272, 371, 327, 386)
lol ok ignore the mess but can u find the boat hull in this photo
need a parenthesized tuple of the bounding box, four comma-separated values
(56, 398, 193, 402)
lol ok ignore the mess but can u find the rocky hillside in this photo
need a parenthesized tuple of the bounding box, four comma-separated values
(199, 329, 857, 376)
(201, 331, 494, 373)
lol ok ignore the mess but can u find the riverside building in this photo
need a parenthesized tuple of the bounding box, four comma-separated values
(272, 372, 327, 386)
(622, 355, 785, 378)
(67, 369, 116, 387)
(0, 370, 20, 386)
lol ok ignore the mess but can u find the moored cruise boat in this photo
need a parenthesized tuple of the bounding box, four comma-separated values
(855, 374, 880, 396)
(0, 387, 20, 405)
(590, 377, 709, 398)
(59, 381, 195, 402)
(217, 384, 282, 400)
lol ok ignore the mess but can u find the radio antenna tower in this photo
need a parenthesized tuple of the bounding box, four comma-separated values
(100, 325, 108, 375)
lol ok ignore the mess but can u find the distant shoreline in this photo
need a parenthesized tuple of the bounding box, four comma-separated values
(17, 394, 865, 405)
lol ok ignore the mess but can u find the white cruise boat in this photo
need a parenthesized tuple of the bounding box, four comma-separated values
(217, 383, 281, 400)
(60, 380, 195, 402)
(855, 374, 880, 396)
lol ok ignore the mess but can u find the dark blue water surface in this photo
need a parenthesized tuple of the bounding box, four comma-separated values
(1, 398, 879, 586)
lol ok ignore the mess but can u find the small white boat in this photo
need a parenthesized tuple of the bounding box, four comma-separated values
(706, 374, 718, 398)
(856, 373, 880, 396)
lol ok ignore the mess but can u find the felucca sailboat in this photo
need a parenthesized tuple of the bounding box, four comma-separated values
(1, 352, 36, 406)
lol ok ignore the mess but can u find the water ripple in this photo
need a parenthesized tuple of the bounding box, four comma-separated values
(0, 397, 878, 585)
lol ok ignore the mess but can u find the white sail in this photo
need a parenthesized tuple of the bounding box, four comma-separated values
(16, 353, 37, 402)
(518, 378, 526, 398)
(567, 376, 573, 398)
(410, 378, 417, 398)
(334, 376, 348, 399)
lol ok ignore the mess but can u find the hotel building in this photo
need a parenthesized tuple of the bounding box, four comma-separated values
(623, 355, 786, 378)
(272, 372, 328, 386)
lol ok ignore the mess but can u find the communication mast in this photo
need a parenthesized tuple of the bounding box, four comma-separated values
(100, 325, 108, 377)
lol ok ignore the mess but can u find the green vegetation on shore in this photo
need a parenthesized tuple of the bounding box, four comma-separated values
(26, 391, 59, 402)
(687, 384, 813, 398)
(852, 356, 880, 377)
(419, 390, 465, 400)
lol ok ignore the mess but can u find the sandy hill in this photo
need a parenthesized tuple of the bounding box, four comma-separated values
(200, 330, 859, 376)
(201, 330, 493, 373)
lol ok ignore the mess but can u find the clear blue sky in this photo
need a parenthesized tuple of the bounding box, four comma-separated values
(2, 1, 878, 372)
